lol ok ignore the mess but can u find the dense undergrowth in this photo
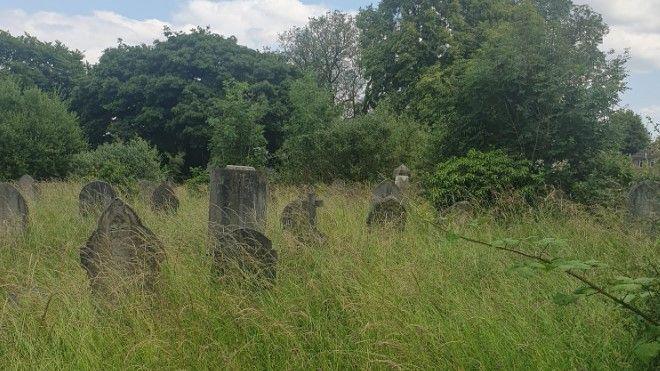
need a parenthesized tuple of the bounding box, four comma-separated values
(0, 182, 657, 369)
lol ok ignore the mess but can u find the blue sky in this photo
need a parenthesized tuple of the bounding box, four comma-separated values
(0, 0, 657, 132)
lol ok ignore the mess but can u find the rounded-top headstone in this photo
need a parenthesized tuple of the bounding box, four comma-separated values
(79, 181, 118, 216)
(151, 182, 179, 212)
(281, 192, 324, 241)
(138, 180, 157, 198)
(393, 164, 411, 178)
(17, 175, 38, 198)
(628, 180, 659, 219)
(372, 180, 402, 201)
(212, 227, 277, 282)
(366, 196, 407, 230)
(80, 198, 165, 296)
(0, 182, 29, 231)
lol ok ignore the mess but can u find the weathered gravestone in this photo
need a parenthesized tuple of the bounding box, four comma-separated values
(367, 196, 407, 230)
(372, 180, 402, 201)
(393, 164, 411, 191)
(80, 198, 165, 297)
(138, 180, 157, 199)
(209, 165, 276, 282)
(0, 182, 29, 232)
(628, 181, 659, 220)
(281, 191, 324, 241)
(79, 181, 117, 216)
(151, 182, 179, 213)
(17, 175, 38, 199)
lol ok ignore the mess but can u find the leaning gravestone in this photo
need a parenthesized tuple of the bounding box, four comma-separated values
(281, 191, 324, 241)
(628, 181, 659, 220)
(80, 198, 165, 297)
(17, 175, 38, 199)
(209, 165, 276, 282)
(372, 180, 402, 201)
(151, 182, 179, 213)
(367, 196, 407, 230)
(0, 182, 29, 232)
(79, 181, 117, 216)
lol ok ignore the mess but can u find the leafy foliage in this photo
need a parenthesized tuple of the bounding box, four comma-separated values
(0, 76, 86, 180)
(0, 30, 85, 98)
(610, 109, 651, 155)
(208, 81, 269, 168)
(69, 28, 296, 172)
(70, 137, 163, 189)
(423, 150, 543, 209)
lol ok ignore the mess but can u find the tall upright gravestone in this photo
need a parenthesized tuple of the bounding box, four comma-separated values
(0, 182, 29, 232)
(209, 166, 276, 282)
(628, 181, 659, 220)
(80, 198, 164, 298)
(79, 181, 117, 216)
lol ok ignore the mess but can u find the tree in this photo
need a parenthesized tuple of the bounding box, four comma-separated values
(0, 76, 86, 180)
(70, 28, 296, 172)
(0, 30, 86, 98)
(208, 81, 268, 168)
(610, 109, 651, 155)
(279, 11, 364, 116)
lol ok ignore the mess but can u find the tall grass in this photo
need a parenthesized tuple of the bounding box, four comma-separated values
(0, 182, 657, 369)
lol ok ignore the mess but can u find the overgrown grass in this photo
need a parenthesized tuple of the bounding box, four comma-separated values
(0, 182, 657, 369)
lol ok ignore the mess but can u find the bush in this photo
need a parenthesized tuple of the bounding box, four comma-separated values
(0, 76, 86, 180)
(70, 138, 164, 189)
(279, 103, 428, 182)
(423, 150, 543, 210)
(566, 151, 635, 206)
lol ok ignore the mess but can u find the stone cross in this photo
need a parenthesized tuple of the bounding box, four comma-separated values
(79, 180, 117, 216)
(80, 198, 164, 297)
(0, 182, 28, 232)
(281, 191, 324, 241)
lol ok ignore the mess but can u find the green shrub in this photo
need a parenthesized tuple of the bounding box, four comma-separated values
(0, 76, 86, 180)
(70, 138, 163, 189)
(566, 151, 635, 206)
(423, 150, 543, 209)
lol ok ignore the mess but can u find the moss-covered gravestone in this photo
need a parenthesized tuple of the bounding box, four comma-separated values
(281, 191, 324, 242)
(367, 196, 407, 230)
(79, 180, 117, 216)
(628, 181, 659, 220)
(209, 165, 276, 283)
(80, 198, 165, 297)
(0, 182, 28, 232)
(151, 182, 179, 213)
(372, 180, 402, 201)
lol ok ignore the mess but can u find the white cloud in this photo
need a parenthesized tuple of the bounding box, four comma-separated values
(174, 0, 328, 49)
(0, 0, 329, 63)
(580, 0, 660, 71)
(0, 9, 168, 62)
(640, 105, 660, 136)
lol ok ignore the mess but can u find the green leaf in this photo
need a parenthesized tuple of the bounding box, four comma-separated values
(633, 341, 660, 362)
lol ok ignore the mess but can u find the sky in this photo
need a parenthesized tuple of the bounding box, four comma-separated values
(0, 0, 658, 133)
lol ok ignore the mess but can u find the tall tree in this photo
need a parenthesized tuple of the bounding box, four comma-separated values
(70, 27, 296, 171)
(0, 30, 86, 98)
(279, 11, 364, 116)
(609, 109, 651, 155)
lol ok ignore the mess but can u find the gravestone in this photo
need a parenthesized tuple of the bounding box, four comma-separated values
(393, 164, 411, 178)
(79, 181, 117, 216)
(628, 181, 659, 220)
(209, 165, 267, 231)
(212, 227, 277, 282)
(209, 165, 275, 281)
(151, 182, 179, 213)
(0, 182, 29, 232)
(372, 180, 402, 201)
(17, 175, 38, 198)
(281, 192, 324, 241)
(80, 198, 165, 297)
(367, 196, 407, 230)
(138, 180, 157, 199)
